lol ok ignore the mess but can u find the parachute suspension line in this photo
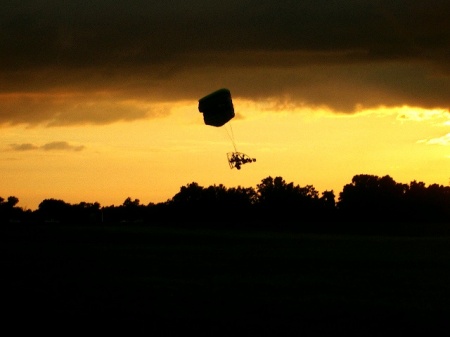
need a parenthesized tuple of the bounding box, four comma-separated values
(224, 123, 238, 153)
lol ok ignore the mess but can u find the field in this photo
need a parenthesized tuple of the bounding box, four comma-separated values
(2, 223, 450, 335)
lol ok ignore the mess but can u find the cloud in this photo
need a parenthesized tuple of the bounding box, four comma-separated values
(9, 141, 85, 152)
(41, 141, 85, 151)
(8, 143, 39, 151)
(1, 0, 449, 126)
(0, 92, 170, 126)
(419, 133, 450, 146)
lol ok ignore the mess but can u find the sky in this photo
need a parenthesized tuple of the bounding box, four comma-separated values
(1, 0, 450, 210)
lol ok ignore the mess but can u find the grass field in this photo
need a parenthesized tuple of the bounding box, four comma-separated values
(2, 223, 450, 335)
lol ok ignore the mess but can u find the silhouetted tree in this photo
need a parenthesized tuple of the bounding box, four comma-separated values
(318, 190, 337, 220)
(224, 186, 258, 209)
(255, 176, 320, 223)
(166, 183, 256, 224)
(121, 197, 145, 222)
(404, 181, 450, 222)
(320, 190, 335, 208)
(36, 198, 71, 223)
(425, 183, 450, 220)
(71, 202, 102, 224)
(338, 174, 408, 221)
(0, 196, 22, 223)
(168, 182, 205, 222)
(101, 197, 144, 223)
(3, 173, 450, 233)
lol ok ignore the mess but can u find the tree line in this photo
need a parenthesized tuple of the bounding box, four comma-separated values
(1, 174, 450, 233)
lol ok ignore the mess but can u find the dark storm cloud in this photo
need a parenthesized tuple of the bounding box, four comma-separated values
(2, 0, 449, 65)
(1, 0, 449, 125)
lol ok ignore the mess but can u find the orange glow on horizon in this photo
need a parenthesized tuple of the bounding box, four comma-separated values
(1, 101, 449, 210)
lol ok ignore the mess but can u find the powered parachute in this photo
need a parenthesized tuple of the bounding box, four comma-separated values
(198, 88, 256, 170)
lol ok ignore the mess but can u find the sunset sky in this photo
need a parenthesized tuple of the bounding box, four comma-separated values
(1, 0, 449, 210)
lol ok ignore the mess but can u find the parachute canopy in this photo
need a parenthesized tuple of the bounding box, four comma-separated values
(198, 88, 235, 127)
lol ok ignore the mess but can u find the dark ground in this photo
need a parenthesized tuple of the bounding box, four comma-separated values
(2, 223, 450, 336)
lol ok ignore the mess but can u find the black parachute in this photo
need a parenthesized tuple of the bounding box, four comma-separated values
(198, 88, 255, 169)
(198, 88, 235, 127)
